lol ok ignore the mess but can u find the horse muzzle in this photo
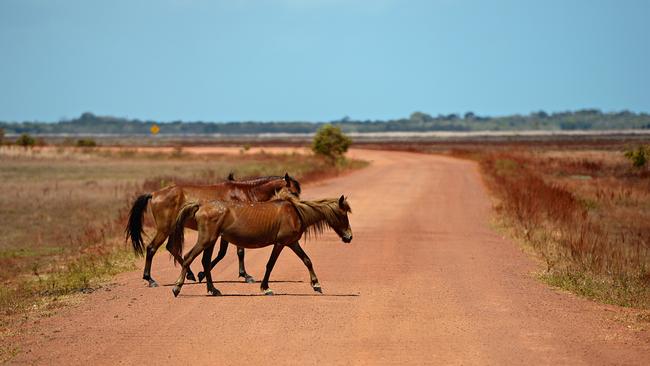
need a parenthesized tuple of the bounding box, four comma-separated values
(342, 235, 353, 243)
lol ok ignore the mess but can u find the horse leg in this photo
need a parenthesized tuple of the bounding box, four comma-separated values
(201, 238, 229, 296)
(198, 237, 229, 283)
(142, 231, 168, 287)
(237, 246, 255, 283)
(199, 237, 234, 282)
(197, 240, 215, 283)
(199, 240, 221, 296)
(165, 233, 197, 282)
(288, 242, 322, 293)
(260, 244, 284, 295)
(172, 231, 218, 297)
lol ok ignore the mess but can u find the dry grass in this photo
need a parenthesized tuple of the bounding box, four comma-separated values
(0, 145, 366, 359)
(464, 147, 650, 308)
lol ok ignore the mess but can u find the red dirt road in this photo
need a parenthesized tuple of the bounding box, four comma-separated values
(12, 149, 650, 365)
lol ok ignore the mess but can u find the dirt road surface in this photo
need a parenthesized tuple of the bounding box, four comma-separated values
(12, 149, 649, 365)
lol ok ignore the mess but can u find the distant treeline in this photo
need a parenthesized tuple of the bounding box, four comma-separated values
(2, 110, 650, 135)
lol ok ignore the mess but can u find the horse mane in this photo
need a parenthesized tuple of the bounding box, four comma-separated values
(273, 190, 349, 237)
(229, 175, 282, 187)
(240, 175, 281, 183)
(233, 175, 302, 194)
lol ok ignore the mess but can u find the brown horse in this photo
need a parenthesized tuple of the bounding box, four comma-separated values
(125, 174, 301, 287)
(167, 191, 352, 297)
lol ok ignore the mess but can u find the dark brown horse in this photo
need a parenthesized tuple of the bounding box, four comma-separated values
(168, 191, 352, 297)
(125, 174, 301, 287)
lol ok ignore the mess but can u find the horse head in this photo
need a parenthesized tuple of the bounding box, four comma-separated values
(332, 195, 353, 243)
(282, 173, 301, 197)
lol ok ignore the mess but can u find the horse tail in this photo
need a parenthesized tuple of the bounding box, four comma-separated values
(125, 193, 152, 257)
(168, 202, 200, 265)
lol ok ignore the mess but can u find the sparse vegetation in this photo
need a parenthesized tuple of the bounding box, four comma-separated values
(171, 146, 184, 157)
(312, 124, 352, 164)
(16, 133, 35, 148)
(474, 148, 650, 308)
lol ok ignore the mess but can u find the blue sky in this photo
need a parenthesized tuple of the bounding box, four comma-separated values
(0, 0, 648, 122)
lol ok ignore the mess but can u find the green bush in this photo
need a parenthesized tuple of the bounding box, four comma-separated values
(624, 146, 648, 168)
(312, 124, 352, 164)
(76, 138, 97, 147)
(16, 133, 35, 148)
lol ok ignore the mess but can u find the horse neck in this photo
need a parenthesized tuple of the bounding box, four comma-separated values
(293, 200, 337, 233)
(250, 180, 283, 201)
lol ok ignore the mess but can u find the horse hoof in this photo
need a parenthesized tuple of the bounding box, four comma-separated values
(244, 275, 255, 284)
(172, 286, 181, 298)
(313, 284, 322, 293)
(186, 272, 197, 282)
(148, 280, 159, 288)
(263, 289, 274, 296)
(208, 288, 222, 296)
(197, 272, 205, 283)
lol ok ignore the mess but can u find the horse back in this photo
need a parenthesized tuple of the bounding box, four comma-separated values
(218, 201, 302, 247)
(148, 180, 279, 232)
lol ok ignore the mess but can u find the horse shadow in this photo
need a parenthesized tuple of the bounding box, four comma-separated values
(161, 280, 360, 297)
(161, 279, 305, 286)
(179, 293, 360, 298)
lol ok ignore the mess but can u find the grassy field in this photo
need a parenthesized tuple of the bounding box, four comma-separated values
(472, 147, 649, 308)
(0, 145, 365, 344)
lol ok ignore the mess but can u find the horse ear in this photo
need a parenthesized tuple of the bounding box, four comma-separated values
(339, 195, 345, 208)
(284, 173, 291, 187)
(227, 172, 235, 181)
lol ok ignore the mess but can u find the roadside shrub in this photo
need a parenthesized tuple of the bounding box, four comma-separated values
(76, 138, 97, 147)
(312, 124, 352, 164)
(16, 133, 35, 148)
(624, 146, 648, 168)
(0, 128, 4, 145)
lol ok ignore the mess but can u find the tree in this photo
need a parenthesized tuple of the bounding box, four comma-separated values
(79, 112, 96, 122)
(445, 113, 459, 121)
(533, 110, 548, 119)
(16, 133, 35, 148)
(409, 111, 433, 123)
(312, 124, 352, 164)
